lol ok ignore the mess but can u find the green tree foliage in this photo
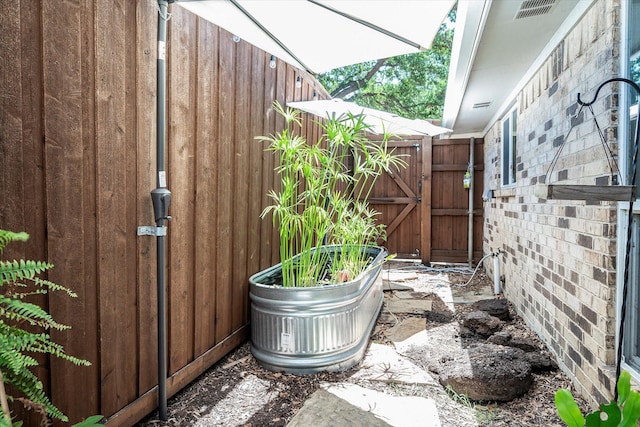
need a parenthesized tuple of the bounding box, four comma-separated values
(318, 8, 455, 120)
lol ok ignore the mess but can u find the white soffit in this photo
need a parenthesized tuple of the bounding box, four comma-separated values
(442, 0, 594, 137)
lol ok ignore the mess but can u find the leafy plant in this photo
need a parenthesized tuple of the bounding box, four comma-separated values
(0, 230, 93, 425)
(257, 101, 406, 287)
(555, 371, 640, 427)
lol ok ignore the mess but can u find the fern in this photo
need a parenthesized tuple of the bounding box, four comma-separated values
(0, 230, 92, 424)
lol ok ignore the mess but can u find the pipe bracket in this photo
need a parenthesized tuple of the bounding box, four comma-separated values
(137, 226, 167, 237)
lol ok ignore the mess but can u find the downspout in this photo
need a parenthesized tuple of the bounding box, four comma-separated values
(154, 0, 173, 421)
(137, 2, 172, 419)
(467, 137, 475, 267)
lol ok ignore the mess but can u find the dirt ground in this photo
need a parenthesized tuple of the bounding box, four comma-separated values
(137, 263, 588, 427)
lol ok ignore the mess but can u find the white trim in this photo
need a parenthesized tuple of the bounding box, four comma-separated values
(481, 0, 596, 136)
(618, 0, 635, 375)
(441, 0, 492, 130)
(501, 106, 518, 187)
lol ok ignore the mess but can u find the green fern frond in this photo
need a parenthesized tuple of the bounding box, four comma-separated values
(0, 231, 29, 253)
(0, 229, 90, 423)
(2, 368, 68, 422)
(0, 260, 53, 285)
(31, 277, 76, 298)
(0, 297, 68, 330)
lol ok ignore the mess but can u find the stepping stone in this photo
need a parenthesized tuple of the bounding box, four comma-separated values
(386, 317, 427, 343)
(287, 389, 390, 427)
(195, 374, 280, 427)
(324, 383, 441, 427)
(351, 342, 437, 385)
(385, 297, 433, 315)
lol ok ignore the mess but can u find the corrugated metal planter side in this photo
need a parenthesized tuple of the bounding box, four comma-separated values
(249, 245, 387, 374)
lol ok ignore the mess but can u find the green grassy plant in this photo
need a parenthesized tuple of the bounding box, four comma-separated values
(258, 101, 406, 287)
(555, 371, 640, 427)
(0, 230, 97, 425)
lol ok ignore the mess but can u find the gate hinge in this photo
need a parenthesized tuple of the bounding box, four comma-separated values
(137, 226, 167, 237)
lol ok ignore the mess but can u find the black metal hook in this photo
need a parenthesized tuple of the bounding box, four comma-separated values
(577, 77, 640, 107)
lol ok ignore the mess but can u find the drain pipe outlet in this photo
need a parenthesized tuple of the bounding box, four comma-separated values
(492, 250, 504, 295)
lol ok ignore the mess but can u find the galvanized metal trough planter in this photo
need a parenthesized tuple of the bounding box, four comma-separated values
(249, 245, 387, 374)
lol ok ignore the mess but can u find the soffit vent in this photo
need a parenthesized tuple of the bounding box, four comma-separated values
(514, 0, 557, 20)
(473, 101, 492, 109)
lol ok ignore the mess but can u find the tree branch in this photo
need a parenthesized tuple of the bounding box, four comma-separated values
(330, 58, 388, 99)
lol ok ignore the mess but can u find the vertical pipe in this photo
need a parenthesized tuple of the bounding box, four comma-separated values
(468, 137, 475, 267)
(156, 0, 169, 421)
(493, 252, 501, 294)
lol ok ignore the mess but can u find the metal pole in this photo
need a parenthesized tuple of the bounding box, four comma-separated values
(468, 137, 475, 267)
(156, 0, 170, 421)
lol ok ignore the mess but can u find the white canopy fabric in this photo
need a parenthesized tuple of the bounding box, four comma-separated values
(176, 0, 455, 75)
(287, 99, 451, 136)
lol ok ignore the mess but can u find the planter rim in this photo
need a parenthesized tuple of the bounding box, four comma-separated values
(249, 244, 387, 290)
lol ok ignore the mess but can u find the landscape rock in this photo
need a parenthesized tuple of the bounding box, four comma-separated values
(461, 311, 504, 336)
(471, 298, 510, 320)
(524, 352, 559, 371)
(487, 331, 511, 346)
(508, 337, 540, 352)
(435, 343, 533, 401)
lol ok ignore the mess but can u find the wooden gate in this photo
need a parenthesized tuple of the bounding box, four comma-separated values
(368, 136, 484, 264)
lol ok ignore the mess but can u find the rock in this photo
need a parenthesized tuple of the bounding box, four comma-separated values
(437, 343, 533, 401)
(471, 298, 510, 320)
(524, 352, 559, 372)
(461, 311, 503, 337)
(508, 337, 539, 352)
(425, 310, 453, 324)
(487, 331, 512, 346)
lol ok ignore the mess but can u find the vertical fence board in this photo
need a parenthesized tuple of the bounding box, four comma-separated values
(136, 0, 160, 394)
(247, 46, 266, 310)
(259, 53, 276, 270)
(42, 0, 101, 423)
(0, 4, 49, 425)
(167, 7, 197, 374)
(96, 0, 139, 414)
(215, 28, 235, 342)
(232, 40, 251, 329)
(194, 20, 219, 355)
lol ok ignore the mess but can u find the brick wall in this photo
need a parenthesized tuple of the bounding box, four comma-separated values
(482, 0, 621, 405)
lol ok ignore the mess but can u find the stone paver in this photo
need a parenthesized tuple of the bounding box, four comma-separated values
(385, 296, 433, 314)
(287, 389, 391, 427)
(385, 317, 428, 343)
(350, 342, 438, 385)
(195, 374, 280, 427)
(324, 383, 441, 427)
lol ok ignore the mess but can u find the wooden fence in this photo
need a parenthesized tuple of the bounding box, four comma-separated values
(0, 1, 327, 425)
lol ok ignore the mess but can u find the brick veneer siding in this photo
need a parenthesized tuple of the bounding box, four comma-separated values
(482, 0, 621, 406)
